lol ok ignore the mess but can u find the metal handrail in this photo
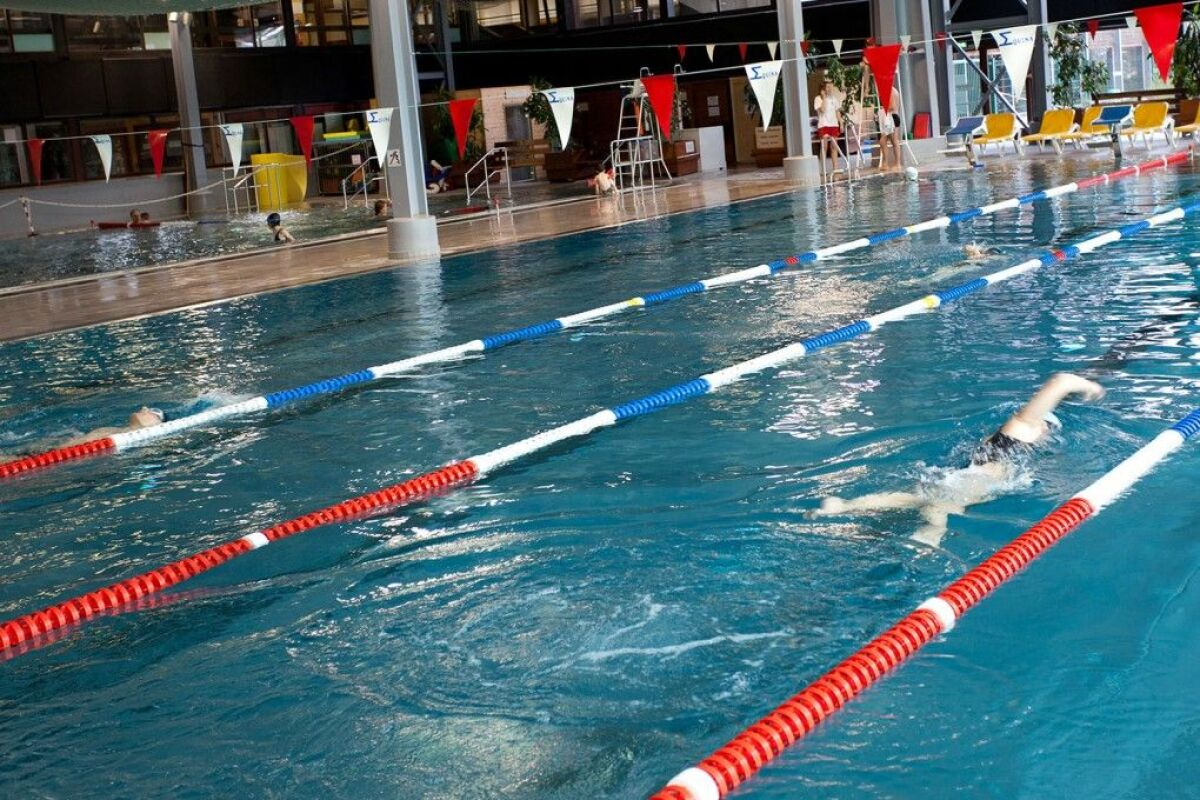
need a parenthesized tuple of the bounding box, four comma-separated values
(464, 146, 512, 208)
(341, 156, 387, 210)
(222, 164, 282, 215)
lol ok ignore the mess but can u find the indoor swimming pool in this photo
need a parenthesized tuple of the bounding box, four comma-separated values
(1, 155, 1199, 798)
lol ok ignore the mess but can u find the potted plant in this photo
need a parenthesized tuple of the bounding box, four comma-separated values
(665, 87, 700, 175)
(1049, 23, 1110, 109)
(1171, 4, 1200, 97)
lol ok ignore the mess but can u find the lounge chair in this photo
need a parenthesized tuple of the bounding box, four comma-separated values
(1021, 108, 1078, 153)
(1119, 101, 1174, 148)
(943, 116, 986, 164)
(972, 113, 1021, 155)
(1056, 106, 1105, 146)
(1175, 99, 1200, 137)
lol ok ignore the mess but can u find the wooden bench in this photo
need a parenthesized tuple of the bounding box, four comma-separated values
(496, 139, 551, 170)
(1094, 88, 1183, 115)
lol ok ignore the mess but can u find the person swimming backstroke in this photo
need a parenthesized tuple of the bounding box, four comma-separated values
(812, 372, 1105, 547)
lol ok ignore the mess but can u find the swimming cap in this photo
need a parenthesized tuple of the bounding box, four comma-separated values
(266, 212, 281, 227)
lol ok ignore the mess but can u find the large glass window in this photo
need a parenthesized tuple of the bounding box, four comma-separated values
(192, 4, 285, 48)
(7, 10, 54, 52)
(63, 15, 142, 52)
(292, 0, 367, 45)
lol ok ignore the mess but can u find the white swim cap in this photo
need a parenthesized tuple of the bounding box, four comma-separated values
(904, 166, 919, 181)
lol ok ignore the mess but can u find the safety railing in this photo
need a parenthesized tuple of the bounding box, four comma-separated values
(464, 146, 513, 208)
(341, 156, 387, 210)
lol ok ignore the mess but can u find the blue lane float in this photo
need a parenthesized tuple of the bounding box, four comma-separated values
(0, 153, 1188, 480)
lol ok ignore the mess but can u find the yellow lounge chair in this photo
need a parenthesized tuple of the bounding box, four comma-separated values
(1176, 99, 1200, 136)
(972, 113, 1021, 155)
(1056, 106, 1105, 146)
(1021, 108, 1078, 153)
(1119, 101, 1174, 148)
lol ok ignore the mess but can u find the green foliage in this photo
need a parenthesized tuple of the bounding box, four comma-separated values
(742, 78, 785, 127)
(823, 56, 864, 116)
(1172, 4, 1200, 96)
(671, 87, 694, 135)
(431, 88, 485, 162)
(1050, 23, 1110, 107)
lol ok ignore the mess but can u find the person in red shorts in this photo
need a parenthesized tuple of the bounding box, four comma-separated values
(813, 78, 843, 177)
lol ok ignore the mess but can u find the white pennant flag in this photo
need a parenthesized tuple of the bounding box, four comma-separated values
(900, 34, 911, 50)
(1045, 22, 1058, 42)
(1126, 15, 1138, 28)
(745, 61, 783, 131)
(541, 87, 576, 149)
(706, 44, 716, 62)
(220, 123, 244, 175)
(970, 29, 983, 49)
(365, 108, 393, 168)
(994, 25, 1038, 102)
(832, 38, 843, 56)
(767, 41, 778, 59)
(90, 134, 112, 182)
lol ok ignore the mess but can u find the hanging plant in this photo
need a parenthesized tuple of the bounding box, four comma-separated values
(1050, 23, 1110, 107)
(1171, 4, 1200, 97)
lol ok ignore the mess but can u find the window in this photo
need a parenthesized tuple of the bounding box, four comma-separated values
(8, 10, 54, 52)
(292, 0, 366, 45)
(63, 15, 142, 52)
(192, 4, 286, 48)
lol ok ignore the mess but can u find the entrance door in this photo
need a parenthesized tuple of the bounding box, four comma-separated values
(683, 79, 736, 166)
(504, 104, 533, 181)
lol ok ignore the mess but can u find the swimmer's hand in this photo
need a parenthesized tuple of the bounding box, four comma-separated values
(1050, 372, 1105, 402)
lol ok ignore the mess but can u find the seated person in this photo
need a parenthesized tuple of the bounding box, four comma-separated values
(266, 212, 295, 243)
(63, 407, 165, 447)
(812, 373, 1105, 546)
(373, 199, 392, 217)
(425, 160, 451, 194)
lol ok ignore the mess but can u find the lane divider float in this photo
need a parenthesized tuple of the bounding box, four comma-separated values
(650, 409, 1200, 800)
(0, 151, 1188, 481)
(1, 196, 1197, 654)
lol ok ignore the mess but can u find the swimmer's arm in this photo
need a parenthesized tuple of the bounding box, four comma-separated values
(1000, 373, 1104, 442)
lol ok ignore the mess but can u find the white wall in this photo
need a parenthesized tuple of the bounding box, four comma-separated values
(0, 173, 188, 239)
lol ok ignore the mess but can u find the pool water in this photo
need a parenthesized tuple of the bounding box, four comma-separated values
(2, 157, 1199, 798)
(0, 206, 384, 288)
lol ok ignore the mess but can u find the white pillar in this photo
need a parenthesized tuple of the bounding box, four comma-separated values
(168, 12, 212, 215)
(369, 0, 440, 260)
(777, 0, 819, 184)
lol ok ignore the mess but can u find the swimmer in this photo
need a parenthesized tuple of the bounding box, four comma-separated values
(128, 209, 141, 227)
(373, 198, 392, 217)
(266, 212, 295, 243)
(812, 373, 1105, 547)
(588, 167, 616, 195)
(62, 407, 165, 447)
(139, 211, 151, 223)
(963, 243, 988, 259)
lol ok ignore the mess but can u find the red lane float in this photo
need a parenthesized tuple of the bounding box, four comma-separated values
(95, 221, 161, 230)
(0, 460, 478, 651)
(649, 496, 1100, 800)
(0, 437, 116, 479)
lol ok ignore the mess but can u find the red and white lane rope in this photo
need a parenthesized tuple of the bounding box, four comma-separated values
(649, 409, 1200, 800)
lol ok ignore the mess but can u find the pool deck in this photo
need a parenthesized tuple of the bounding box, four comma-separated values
(1, 167, 819, 341)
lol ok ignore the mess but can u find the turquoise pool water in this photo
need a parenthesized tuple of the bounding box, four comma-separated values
(1, 157, 1199, 798)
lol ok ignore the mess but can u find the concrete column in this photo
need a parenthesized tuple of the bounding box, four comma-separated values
(871, 0, 937, 133)
(929, 0, 953, 128)
(369, 0, 440, 260)
(168, 12, 212, 215)
(776, 0, 818, 184)
(1027, 0, 1050, 118)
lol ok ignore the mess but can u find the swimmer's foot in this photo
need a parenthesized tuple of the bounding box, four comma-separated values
(811, 496, 847, 517)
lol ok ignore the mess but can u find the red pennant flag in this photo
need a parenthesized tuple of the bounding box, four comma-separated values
(800, 39, 810, 55)
(26, 138, 44, 186)
(640, 73, 676, 142)
(448, 98, 477, 159)
(1087, 19, 1099, 39)
(290, 115, 315, 166)
(1134, 2, 1185, 81)
(935, 31, 947, 51)
(676, 44, 687, 61)
(737, 42, 748, 61)
(147, 129, 169, 178)
(863, 44, 903, 109)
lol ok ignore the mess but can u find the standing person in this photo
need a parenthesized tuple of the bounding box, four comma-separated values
(878, 85, 904, 173)
(814, 78, 843, 177)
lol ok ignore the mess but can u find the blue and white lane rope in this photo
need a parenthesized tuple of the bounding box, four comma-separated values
(2, 200, 1196, 651)
(0, 152, 1187, 480)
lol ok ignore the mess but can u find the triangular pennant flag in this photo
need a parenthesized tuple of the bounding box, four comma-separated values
(147, 129, 169, 178)
(899, 34, 911, 50)
(365, 108, 393, 167)
(767, 41, 778, 59)
(219, 123, 244, 175)
(26, 138, 44, 186)
(1135, 2, 1185, 81)
(862, 44, 902, 107)
(738, 42, 749, 61)
(1045, 22, 1059, 41)
(993, 25, 1038, 102)
(676, 44, 687, 61)
(935, 31, 947, 51)
(448, 98, 477, 159)
(705, 44, 716, 62)
(745, 61, 783, 131)
(1087, 19, 1099, 39)
(640, 73, 676, 141)
(290, 115, 315, 166)
(541, 87, 575, 149)
(90, 134, 113, 182)
(970, 29, 983, 48)
(832, 38, 844, 56)
(1126, 15, 1139, 28)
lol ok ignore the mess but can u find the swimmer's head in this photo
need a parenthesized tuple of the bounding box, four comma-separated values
(904, 166, 919, 182)
(266, 212, 281, 228)
(128, 406, 165, 429)
(964, 243, 987, 259)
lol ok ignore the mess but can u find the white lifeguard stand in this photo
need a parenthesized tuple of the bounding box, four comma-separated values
(610, 69, 672, 193)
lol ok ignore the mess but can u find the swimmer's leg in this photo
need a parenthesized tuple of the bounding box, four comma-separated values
(815, 490, 925, 516)
(911, 502, 962, 547)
